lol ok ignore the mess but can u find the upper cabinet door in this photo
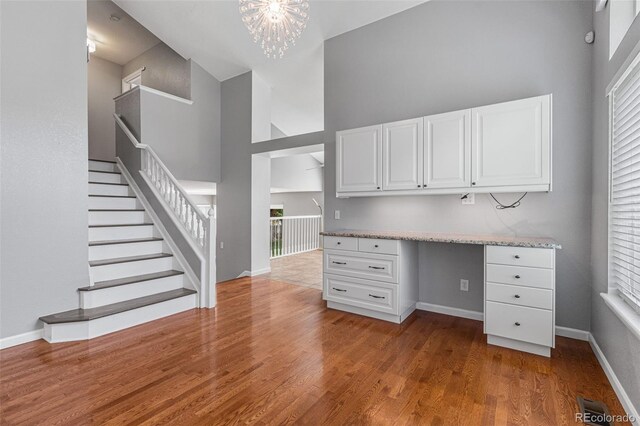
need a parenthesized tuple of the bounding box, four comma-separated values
(424, 110, 471, 189)
(472, 95, 551, 188)
(336, 125, 383, 193)
(382, 118, 424, 191)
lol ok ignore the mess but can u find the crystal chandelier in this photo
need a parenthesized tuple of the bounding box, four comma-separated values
(239, 0, 310, 59)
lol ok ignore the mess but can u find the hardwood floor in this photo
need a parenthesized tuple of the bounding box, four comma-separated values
(0, 277, 629, 425)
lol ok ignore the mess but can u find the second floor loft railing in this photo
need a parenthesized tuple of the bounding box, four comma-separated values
(270, 215, 322, 258)
(114, 113, 216, 308)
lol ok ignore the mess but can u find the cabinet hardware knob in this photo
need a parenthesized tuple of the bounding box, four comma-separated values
(337, 242, 341, 245)
(368, 266, 385, 270)
(377, 186, 381, 190)
(369, 294, 385, 299)
(514, 322, 521, 326)
(417, 185, 421, 188)
(514, 255, 520, 259)
(374, 245, 379, 248)
(423, 184, 427, 188)
(514, 294, 521, 298)
(472, 182, 476, 186)
(332, 287, 347, 292)
(514, 275, 521, 279)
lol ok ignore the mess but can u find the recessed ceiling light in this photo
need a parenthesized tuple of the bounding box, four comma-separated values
(110, 14, 120, 22)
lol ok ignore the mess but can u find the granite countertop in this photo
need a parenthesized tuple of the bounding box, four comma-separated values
(320, 230, 561, 249)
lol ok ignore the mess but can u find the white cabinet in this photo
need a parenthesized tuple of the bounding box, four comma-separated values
(382, 118, 423, 191)
(336, 125, 382, 193)
(335, 94, 552, 197)
(424, 110, 471, 189)
(472, 95, 551, 188)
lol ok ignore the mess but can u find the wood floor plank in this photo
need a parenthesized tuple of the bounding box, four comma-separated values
(0, 277, 631, 425)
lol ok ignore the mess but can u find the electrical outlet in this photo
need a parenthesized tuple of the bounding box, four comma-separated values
(460, 279, 469, 292)
(335, 210, 341, 220)
(220, 241, 224, 249)
(461, 193, 475, 205)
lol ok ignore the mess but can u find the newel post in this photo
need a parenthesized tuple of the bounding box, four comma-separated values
(204, 208, 217, 308)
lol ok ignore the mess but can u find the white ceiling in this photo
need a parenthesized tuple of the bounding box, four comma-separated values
(88, 0, 161, 65)
(114, 0, 426, 135)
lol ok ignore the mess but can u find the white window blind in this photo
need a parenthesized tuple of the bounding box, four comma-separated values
(610, 59, 640, 314)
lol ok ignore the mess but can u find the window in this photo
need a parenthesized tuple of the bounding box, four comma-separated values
(607, 52, 640, 339)
(122, 67, 145, 93)
(609, 0, 640, 59)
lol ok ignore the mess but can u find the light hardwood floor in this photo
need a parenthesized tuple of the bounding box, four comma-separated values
(0, 276, 629, 425)
(267, 249, 322, 290)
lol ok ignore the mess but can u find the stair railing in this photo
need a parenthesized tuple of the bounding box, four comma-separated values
(114, 113, 216, 308)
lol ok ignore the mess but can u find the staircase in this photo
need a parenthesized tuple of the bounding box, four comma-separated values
(39, 159, 197, 343)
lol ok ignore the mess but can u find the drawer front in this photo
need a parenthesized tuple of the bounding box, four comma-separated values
(485, 301, 553, 347)
(486, 246, 554, 269)
(324, 274, 398, 314)
(358, 238, 399, 255)
(486, 282, 553, 310)
(324, 236, 358, 251)
(324, 250, 398, 283)
(485, 264, 554, 290)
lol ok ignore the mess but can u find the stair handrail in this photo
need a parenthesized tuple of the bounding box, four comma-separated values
(114, 113, 216, 308)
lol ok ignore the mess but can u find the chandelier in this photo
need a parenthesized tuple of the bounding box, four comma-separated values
(239, 0, 310, 59)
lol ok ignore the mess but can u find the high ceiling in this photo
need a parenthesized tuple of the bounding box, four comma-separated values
(114, 0, 426, 135)
(87, 0, 161, 66)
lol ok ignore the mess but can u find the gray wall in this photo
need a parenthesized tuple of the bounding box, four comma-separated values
(217, 72, 253, 281)
(271, 154, 323, 192)
(324, 0, 594, 331)
(123, 42, 190, 99)
(271, 192, 324, 217)
(89, 56, 122, 161)
(591, 3, 640, 412)
(0, 0, 88, 338)
(141, 61, 221, 182)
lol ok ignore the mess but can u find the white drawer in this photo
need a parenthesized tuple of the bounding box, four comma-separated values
(485, 264, 554, 290)
(486, 246, 554, 269)
(486, 282, 553, 310)
(358, 238, 399, 255)
(485, 301, 553, 347)
(324, 250, 398, 284)
(324, 274, 398, 315)
(324, 236, 358, 251)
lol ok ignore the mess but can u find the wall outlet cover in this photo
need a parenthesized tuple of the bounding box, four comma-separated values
(462, 193, 475, 205)
(460, 279, 469, 291)
(335, 210, 341, 220)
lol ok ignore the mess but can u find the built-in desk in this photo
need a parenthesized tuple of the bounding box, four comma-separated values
(320, 230, 561, 357)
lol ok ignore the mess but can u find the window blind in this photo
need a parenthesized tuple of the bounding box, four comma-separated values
(610, 60, 640, 313)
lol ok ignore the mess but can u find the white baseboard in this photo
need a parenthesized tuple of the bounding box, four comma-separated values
(589, 334, 640, 425)
(415, 302, 484, 321)
(555, 325, 590, 341)
(0, 329, 43, 350)
(415, 302, 590, 341)
(237, 268, 271, 278)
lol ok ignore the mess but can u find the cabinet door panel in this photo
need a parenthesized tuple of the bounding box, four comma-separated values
(383, 118, 423, 191)
(472, 95, 551, 188)
(336, 125, 382, 192)
(424, 110, 470, 189)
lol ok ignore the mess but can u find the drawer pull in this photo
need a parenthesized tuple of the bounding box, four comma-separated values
(514, 322, 521, 326)
(374, 245, 379, 248)
(368, 294, 385, 299)
(514, 255, 520, 259)
(332, 287, 347, 292)
(368, 266, 385, 270)
(514, 294, 521, 299)
(332, 261, 347, 265)
(514, 275, 521, 279)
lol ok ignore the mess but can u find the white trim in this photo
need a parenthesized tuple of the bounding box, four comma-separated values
(607, 38, 640, 95)
(415, 302, 484, 321)
(601, 292, 640, 341)
(337, 184, 550, 199)
(116, 158, 202, 304)
(415, 302, 589, 340)
(237, 267, 271, 278)
(555, 325, 590, 341)
(113, 85, 140, 102)
(589, 333, 640, 425)
(0, 329, 43, 350)
(123, 67, 145, 83)
(139, 85, 193, 105)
